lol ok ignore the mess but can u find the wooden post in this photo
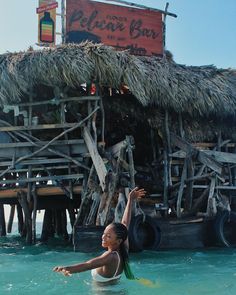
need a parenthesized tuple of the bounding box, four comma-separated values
(17, 203, 25, 237)
(126, 136, 135, 188)
(165, 110, 172, 192)
(32, 186, 38, 244)
(67, 205, 76, 229)
(185, 155, 194, 211)
(206, 177, 217, 217)
(7, 205, 15, 234)
(176, 157, 187, 218)
(96, 141, 127, 225)
(61, 209, 69, 240)
(163, 149, 169, 210)
(55, 209, 63, 237)
(17, 191, 32, 244)
(41, 209, 54, 242)
(0, 204, 6, 236)
(85, 191, 101, 225)
(75, 190, 93, 226)
(83, 126, 107, 191)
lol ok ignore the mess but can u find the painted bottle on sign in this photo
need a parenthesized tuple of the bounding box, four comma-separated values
(40, 11, 55, 43)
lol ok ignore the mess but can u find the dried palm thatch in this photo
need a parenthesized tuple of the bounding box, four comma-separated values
(0, 42, 236, 121)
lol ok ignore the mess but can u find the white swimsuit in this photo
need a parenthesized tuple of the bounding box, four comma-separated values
(91, 251, 121, 283)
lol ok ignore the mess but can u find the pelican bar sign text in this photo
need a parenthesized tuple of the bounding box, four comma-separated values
(66, 0, 163, 56)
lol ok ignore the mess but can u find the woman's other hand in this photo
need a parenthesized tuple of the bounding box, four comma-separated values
(53, 266, 72, 276)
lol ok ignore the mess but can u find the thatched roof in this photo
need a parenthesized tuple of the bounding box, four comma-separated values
(0, 42, 236, 120)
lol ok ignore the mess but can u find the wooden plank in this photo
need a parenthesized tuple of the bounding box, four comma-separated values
(83, 126, 107, 191)
(198, 152, 222, 174)
(0, 139, 85, 149)
(0, 164, 78, 174)
(170, 133, 222, 174)
(0, 185, 82, 199)
(203, 150, 236, 164)
(0, 122, 81, 132)
(0, 157, 83, 168)
(6, 96, 100, 107)
(192, 142, 235, 148)
(171, 148, 236, 164)
(193, 185, 236, 191)
(0, 173, 84, 185)
(0, 144, 87, 158)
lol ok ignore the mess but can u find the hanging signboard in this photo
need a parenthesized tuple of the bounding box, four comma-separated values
(37, 0, 58, 46)
(66, 0, 163, 56)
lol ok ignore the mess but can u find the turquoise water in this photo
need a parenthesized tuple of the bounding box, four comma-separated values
(1, 225, 236, 295)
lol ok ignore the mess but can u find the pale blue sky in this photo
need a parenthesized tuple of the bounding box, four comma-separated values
(0, 0, 236, 68)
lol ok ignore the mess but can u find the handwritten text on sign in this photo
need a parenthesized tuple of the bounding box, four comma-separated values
(66, 0, 163, 56)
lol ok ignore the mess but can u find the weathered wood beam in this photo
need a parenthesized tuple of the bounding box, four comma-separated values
(17, 191, 32, 244)
(41, 209, 54, 242)
(0, 158, 82, 168)
(0, 204, 6, 236)
(17, 204, 25, 237)
(0, 173, 83, 185)
(204, 150, 236, 164)
(32, 186, 37, 244)
(206, 177, 217, 217)
(0, 185, 82, 199)
(85, 192, 100, 226)
(7, 205, 15, 234)
(6, 96, 100, 108)
(83, 126, 107, 191)
(96, 142, 127, 226)
(170, 133, 222, 174)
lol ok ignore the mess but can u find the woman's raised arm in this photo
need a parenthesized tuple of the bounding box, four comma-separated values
(121, 187, 146, 229)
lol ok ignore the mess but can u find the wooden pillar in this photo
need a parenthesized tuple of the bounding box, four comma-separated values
(185, 155, 194, 211)
(96, 141, 126, 226)
(176, 157, 187, 218)
(41, 209, 54, 242)
(17, 203, 25, 237)
(55, 209, 63, 237)
(17, 191, 32, 244)
(206, 177, 217, 217)
(85, 191, 101, 225)
(32, 187, 38, 244)
(7, 205, 15, 234)
(0, 204, 6, 236)
(61, 209, 69, 240)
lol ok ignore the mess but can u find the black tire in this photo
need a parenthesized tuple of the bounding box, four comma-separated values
(214, 210, 236, 247)
(128, 215, 161, 252)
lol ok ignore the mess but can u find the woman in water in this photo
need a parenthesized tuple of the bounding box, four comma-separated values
(53, 187, 146, 283)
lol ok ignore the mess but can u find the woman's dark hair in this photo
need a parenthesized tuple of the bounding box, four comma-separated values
(111, 223, 135, 280)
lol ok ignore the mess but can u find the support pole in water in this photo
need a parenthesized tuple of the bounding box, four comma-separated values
(7, 205, 15, 234)
(0, 204, 6, 236)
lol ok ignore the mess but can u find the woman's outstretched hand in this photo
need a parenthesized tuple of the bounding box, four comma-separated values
(129, 187, 146, 200)
(53, 266, 72, 276)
